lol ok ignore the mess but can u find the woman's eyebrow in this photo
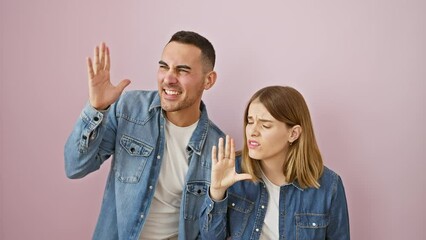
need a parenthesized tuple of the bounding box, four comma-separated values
(247, 116, 273, 123)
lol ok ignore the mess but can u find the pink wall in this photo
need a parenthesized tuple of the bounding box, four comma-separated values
(1, 0, 425, 239)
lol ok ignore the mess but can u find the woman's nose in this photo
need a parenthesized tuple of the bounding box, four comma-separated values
(249, 124, 260, 136)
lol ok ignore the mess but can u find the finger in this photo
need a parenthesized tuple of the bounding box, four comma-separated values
(230, 138, 236, 161)
(116, 79, 131, 92)
(224, 135, 231, 159)
(211, 146, 217, 165)
(99, 42, 105, 70)
(87, 57, 95, 80)
(105, 46, 110, 71)
(235, 173, 253, 182)
(217, 138, 224, 161)
(94, 46, 100, 73)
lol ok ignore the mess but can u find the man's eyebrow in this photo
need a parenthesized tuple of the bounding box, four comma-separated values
(176, 65, 191, 70)
(158, 60, 168, 66)
(158, 61, 191, 70)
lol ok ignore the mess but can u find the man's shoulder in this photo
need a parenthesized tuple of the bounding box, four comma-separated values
(120, 90, 158, 102)
(207, 119, 225, 137)
(116, 90, 160, 108)
(114, 90, 161, 120)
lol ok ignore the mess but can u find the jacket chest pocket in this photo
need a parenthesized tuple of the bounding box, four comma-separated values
(184, 181, 208, 220)
(295, 213, 329, 240)
(228, 192, 254, 238)
(114, 135, 153, 183)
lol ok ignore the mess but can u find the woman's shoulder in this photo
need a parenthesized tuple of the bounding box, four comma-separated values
(322, 166, 340, 178)
(319, 166, 345, 191)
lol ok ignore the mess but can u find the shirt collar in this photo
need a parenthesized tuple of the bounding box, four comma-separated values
(150, 92, 210, 155)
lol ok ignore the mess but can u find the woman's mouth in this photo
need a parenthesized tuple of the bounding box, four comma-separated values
(248, 140, 260, 148)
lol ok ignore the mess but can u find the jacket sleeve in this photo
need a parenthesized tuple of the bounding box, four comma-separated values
(199, 188, 229, 240)
(327, 175, 351, 239)
(64, 101, 118, 179)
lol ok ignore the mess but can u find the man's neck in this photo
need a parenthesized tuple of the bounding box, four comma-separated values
(165, 109, 200, 127)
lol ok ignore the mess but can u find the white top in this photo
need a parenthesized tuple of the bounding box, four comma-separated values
(139, 119, 197, 240)
(259, 170, 281, 240)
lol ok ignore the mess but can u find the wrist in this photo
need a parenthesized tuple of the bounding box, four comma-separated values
(89, 101, 110, 111)
(91, 104, 109, 111)
(209, 187, 226, 202)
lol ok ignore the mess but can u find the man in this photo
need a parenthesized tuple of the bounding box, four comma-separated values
(64, 31, 224, 240)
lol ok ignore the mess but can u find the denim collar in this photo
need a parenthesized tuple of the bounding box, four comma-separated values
(260, 179, 305, 192)
(289, 181, 305, 191)
(187, 101, 209, 155)
(148, 93, 162, 112)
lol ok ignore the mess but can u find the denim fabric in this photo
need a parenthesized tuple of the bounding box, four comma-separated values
(65, 90, 224, 240)
(200, 157, 350, 240)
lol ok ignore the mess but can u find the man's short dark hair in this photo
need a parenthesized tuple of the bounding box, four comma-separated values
(168, 31, 216, 71)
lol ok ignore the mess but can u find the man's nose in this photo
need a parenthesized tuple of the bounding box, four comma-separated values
(164, 69, 178, 84)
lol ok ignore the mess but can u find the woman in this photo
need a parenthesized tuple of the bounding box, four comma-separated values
(200, 86, 350, 239)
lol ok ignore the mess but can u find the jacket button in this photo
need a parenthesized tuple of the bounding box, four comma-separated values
(93, 116, 99, 121)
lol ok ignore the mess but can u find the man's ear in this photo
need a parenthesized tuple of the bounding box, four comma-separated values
(204, 71, 217, 90)
(289, 125, 302, 142)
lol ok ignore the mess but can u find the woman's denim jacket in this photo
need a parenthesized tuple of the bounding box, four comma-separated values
(200, 157, 350, 240)
(64, 90, 224, 240)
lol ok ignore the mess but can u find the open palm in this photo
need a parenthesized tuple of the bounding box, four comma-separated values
(87, 42, 131, 110)
(210, 135, 252, 201)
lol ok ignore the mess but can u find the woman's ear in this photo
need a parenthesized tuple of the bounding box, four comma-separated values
(289, 125, 302, 143)
(203, 71, 217, 90)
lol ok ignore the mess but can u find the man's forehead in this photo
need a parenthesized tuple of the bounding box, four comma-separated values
(161, 43, 202, 66)
(163, 41, 201, 55)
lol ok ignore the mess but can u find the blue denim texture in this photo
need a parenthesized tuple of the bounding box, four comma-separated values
(200, 157, 350, 240)
(65, 90, 224, 240)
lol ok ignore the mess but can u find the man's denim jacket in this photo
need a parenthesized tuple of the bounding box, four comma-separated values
(200, 157, 350, 240)
(64, 90, 224, 240)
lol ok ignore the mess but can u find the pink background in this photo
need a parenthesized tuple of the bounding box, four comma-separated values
(1, 0, 425, 239)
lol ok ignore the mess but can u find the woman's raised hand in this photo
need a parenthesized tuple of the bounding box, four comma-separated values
(87, 42, 131, 110)
(210, 135, 252, 201)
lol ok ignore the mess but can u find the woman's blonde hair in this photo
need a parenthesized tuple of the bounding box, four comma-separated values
(241, 86, 323, 188)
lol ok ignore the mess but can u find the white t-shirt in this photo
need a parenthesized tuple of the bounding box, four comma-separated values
(260, 170, 281, 240)
(139, 119, 197, 240)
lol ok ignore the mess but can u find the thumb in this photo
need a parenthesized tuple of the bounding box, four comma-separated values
(235, 173, 253, 182)
(117, 79, 131, 92)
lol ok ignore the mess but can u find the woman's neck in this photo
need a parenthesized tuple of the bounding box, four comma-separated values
(260, 159, 287, 186)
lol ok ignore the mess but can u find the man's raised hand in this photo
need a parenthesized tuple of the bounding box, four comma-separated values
(87, 42, 131, 110)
